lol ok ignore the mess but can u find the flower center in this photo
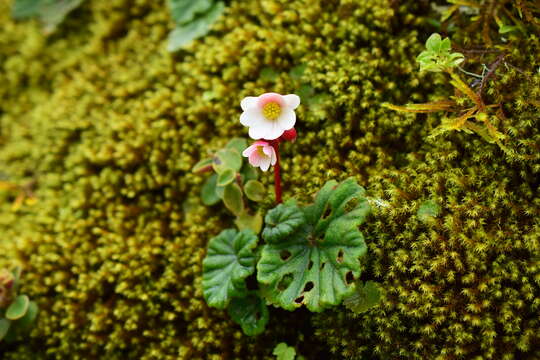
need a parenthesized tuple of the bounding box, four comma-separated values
(262, 102, 281, 120)
(257, 146, 267, 157)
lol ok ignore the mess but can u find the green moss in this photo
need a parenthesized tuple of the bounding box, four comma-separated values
(0, 0, 538, 359)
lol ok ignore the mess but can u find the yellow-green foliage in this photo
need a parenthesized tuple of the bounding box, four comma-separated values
(0, 0, 538, 359)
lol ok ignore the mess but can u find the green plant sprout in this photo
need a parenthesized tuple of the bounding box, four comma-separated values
(0, 267, 38, 343)
(201, 178, 372, 335)
(273, 342, 305, 360)
(192, 138, 265, 233)
(167, 0, 224, 52)
(383, 33, 508, 151)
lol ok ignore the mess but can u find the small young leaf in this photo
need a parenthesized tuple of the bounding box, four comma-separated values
(167, 1, 224, 52)
(15, 300, 38, 330)
(223, 183, 244, 216)
(212, 148, 242, 174)
(168, 0, 213, 24)
(201, 174, 220, 206)
(228, 293, 269, 336)
(343, 280, 381, 314)
(273, 342, 296, 360)
(192, 158, 213, 173)
(217, 169, 236, 187)
(425, 33, 442, 52)
(235, 211, 263, 234)
(417, 200, 441, 223)
(0, 318, 11, 341)
(258, 178, 371, 312)
(6, 295, 29, 320)
(202, 229, 258, 309)
(226, 138, 248, 155)
(244, 180, 266, 202)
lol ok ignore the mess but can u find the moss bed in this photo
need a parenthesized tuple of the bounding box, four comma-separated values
(0, 0, 538, 359)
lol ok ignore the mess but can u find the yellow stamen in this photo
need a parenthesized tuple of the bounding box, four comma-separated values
(262, 102, 281, 120)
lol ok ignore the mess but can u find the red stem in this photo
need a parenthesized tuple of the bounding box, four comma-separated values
(271, 140, 282, 204)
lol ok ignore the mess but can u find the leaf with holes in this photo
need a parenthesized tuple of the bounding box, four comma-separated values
(227, 293, 269, 336)
(202, 229, 258, 309)
(257, 178, 370, 312)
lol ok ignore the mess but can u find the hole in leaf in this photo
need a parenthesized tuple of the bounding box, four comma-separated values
(320, 262, 326, 270)
(322, 205, 332, 219)
(344, 197, 358, 212)
(277, 273, 294, 291)
(337, 250, 344, 263)
(303, 281, 314, 292)
(255, 312, 261, 320)
(345, 271, 354, 285)
(280, 250, 292, 261)
(295, 296, 304, 304)
(308, 260, 314, 270)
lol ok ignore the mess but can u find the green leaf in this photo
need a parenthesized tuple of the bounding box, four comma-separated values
(498, 24, 519, 34)
(15, 300, 38, 330)
(167, 1, 224, 52)
(425, 33, 442, 52)
(12, 0, 84, 33)
(240, 164, 258, 183)
(12, 0, 41, 19)
(168, 0, 213, 24)
(212, 148, 242, 174)
(6, 295, 29, 320)
(201, 174, 220, 206)
(257, 178, 371, 312)
(273, 342, 296, 360)
(343, 280, 381, 314)
(217, 169, 236, 187)
(417, 200, 441, 223)
(41, 0, 84, 33)
(225, 138, 248, 155)
(244, 180, 266, 202)
(192, 157, 213, 173)
(0, 318, 11, 341)
(227, 293, 269, 336)
(235, 211, 263, 234)
(202, 229, 258, 309)
(223, 183, 244, 216)
(261, 200, 304, 243)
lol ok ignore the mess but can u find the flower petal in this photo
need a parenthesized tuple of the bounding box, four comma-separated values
(260, 157, 272, 171)
(248, 120, 274, 140)
(242, 144, 258, 157)
(270, 147, 277, 166)
(263, 121, 285, 140)
(240, 108, 265, 127)
(248, 151, 262, 166)
(241, 96, 258, 111)
(276, 109, 296, 131)
(283, 94, 300, 109)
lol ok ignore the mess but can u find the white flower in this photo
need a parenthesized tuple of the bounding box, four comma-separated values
(241, 141, 277, 171)
(239, 92, 300, 140)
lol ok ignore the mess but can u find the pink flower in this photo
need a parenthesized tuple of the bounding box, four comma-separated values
(242, 141, 277, 172)
(240, 92, 300, 140)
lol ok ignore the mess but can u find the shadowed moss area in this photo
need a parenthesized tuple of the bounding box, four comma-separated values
(0, 0, 538, 359)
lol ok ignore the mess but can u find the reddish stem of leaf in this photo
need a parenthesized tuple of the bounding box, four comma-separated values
(271, 140, 282, 204)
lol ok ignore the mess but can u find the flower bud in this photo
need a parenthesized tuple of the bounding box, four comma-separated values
(280, 128, 297, 142)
